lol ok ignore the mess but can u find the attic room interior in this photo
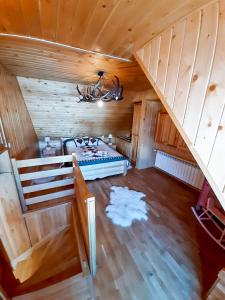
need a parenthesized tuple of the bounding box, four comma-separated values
(1, 0, 225, 299)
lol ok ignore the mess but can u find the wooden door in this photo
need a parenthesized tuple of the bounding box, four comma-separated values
(136, 100, 162, 169)
(131, 103, 142, 163)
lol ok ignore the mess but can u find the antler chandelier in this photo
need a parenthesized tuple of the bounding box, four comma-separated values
(76, 71, 123, 104)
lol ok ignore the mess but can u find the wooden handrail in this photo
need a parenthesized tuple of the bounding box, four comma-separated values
(72, 154, 96, 276)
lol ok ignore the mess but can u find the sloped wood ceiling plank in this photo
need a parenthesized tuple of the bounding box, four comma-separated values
(39, 0, 60, 41)
(164, 19, 186, 108)
(0, 36, 150, 90)
(135, 0, 225, 210)
(194, 1, 225, 164)
(156, 28, 172, 93)
(183, 3, 218, 142)
(172, 11, 201, 123)
(0, 0, 213, 59)
(20, 0, 42, 37)
(57, 0, 79, 44)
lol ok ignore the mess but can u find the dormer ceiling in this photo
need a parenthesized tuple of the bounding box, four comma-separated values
(0, 0, 211, 59)
(0, 0, 211, 90)
(0, 35, 150, 90)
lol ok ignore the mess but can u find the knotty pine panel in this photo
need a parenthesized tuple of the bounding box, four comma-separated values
(0, 0, 211, 59)
(0, 64, 38, 159)
(18, 77, 158, 139)
(24, 202, 73, 246)
(0, 35, 149, 92)
(135, 0, 225, 210)
(0, 172, 30, 262)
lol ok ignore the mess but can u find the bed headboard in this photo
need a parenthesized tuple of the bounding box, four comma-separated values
(62, 137, 104, 155)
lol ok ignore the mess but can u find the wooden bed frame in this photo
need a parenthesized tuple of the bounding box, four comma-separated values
(62, 139, 128, 180)
(79, 159, 127, 180)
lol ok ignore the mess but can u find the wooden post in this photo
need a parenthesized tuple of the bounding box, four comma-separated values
(72, 153, 96, 276)
(87, 196, 96, 276)
(11, 158, 27, 212)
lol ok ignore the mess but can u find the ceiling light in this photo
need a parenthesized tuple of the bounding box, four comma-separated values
(76, 71, 123, 103)
(97, 100, 104, 108)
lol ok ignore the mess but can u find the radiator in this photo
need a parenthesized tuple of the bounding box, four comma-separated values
(155, 150, 205, 189)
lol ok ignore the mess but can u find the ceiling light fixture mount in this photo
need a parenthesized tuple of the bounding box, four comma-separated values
(76, 71, 123, 103)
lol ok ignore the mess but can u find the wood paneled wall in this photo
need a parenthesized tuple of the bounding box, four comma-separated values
(18, 77, 158, 138)
(0, 163, 30, 262)
(135, 0, 225, 209)
(24, 202, 72, 246)
(0, 64, 38, 158)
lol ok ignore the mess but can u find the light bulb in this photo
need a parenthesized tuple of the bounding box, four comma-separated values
(97, 100, 104, 108)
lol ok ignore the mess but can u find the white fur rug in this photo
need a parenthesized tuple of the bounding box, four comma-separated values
(105, 186, 148, 227)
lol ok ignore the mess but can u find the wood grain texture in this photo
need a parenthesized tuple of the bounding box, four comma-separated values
(136, 100, 162, 169)
(135, 0, 225, 209)
(0, 172, 30, 262)
(13, 273, 93, 300)
(87, 168, 225, 300)
(24, 203, 73, 246)
(73, 158, 96, 273)
(11, 168, 225, 299)
(115, 137, 132, 159)
(131, 102, 142, 163)
(17, 77, 140, 138)
(14, 227, 82, 296)
(183, 2, 218, 141)
(164, 19, 186, 108)
(155, 112, 195, 162)
(0, 35, 149, 91)
(194, 0, 225, 164)
(156, 28, 172, 93)
(0, 0, 212, 59)
(0, 64, 38, 159)
(172, 11, 201, 123)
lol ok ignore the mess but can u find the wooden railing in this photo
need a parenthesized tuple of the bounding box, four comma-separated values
(73, 157, 96, 276)
(11, 155, 74, 210)
(11, 154, 96, 276)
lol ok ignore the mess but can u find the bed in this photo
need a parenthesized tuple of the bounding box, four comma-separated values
(62, 137, 129, 180)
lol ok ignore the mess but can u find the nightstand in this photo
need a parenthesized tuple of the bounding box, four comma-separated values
(42, 147, 57, 157)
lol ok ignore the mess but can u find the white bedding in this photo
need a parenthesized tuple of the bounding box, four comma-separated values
(66, 143, 124, 163)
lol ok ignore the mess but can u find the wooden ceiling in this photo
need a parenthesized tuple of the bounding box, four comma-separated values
(0, 0, 212, 59)
(0, 36, 149, 90)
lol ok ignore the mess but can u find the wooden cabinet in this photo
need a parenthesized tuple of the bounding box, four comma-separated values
(131, 100, 161, 169)
(155, 112, 195, 162)
(131, 103, 142, 163)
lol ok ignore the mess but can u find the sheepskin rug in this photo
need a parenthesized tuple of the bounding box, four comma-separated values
(105, 186, 148, 227)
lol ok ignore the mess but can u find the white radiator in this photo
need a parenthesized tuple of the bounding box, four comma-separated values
(155, 151, 205, 189)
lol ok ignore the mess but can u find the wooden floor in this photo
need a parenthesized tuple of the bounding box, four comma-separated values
(87, 167, 225, 300)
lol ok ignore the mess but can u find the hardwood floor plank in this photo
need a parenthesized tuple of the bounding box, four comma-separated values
(87, 167, 225, 300)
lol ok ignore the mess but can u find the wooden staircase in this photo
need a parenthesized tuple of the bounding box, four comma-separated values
(135, 0, 225, 210)
(13, 226, 81, 295)
(0, 155, 96, 299)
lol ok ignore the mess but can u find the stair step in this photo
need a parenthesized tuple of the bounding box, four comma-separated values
(13, 227, 82, 296)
